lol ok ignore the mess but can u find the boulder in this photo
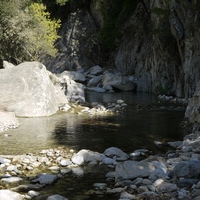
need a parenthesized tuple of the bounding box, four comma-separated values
(47, 194, 68, 200)
(59, 71, 85, 83)
(87, 65, 103, 76)
(102, 73, 136, 91)
(57, 71, 85, 102)
(87, 76, 102, 87)
(31, 174, 58, 185)
(173, 160, 200, 179)
(71, 149, 105, 165)
(115, 161, 155, 181)
(0, 190, 23, 200)
(0, 61, 68, 117)
(104, 147, 129, 161)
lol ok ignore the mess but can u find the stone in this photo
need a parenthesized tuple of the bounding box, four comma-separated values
(31, 174, 58, 185)
(104, 147, 129, 161)
(0, 157, 11, 164)
(1, 177, 23, 183)
(0, 61, 68, 117)
(60, 159, 72, 167)
(87, 76, 102, 87)
(3, 61, 15, 69)
(102, 73, 136, 92)
(173, 160, 200, 178)
(65, 79, 85, 103)
(149, 168, 169, 181)
(47, 194, 68, 200)
(0, 112, 19, 132)
(28, 190, 40, 197)
(115, 161, 155, 181)
(59, 71, 85, 83)
(156, 182, 177, 193)
(88, 65, 103, 76)
(71, 149, 104, 165)
(101, 157, 118, 165)
(0, 190, 23, 200)
(120, 191, 136, 199)
(93, 183, 107, 190)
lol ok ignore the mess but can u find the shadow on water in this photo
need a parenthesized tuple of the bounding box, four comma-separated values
(0, 91, 188, 200)
(1, 91, 186, 155)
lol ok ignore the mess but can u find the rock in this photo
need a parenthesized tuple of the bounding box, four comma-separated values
(173, 160, 200, 178)
(28, 190, 40, 197)
(120, 191, 136, 199)
(0, 189, 23, 200)
(60, 159, 72, 167)
(71, 149, 105, 165)
(101, 157, 118, 165)
(115, 161, 155, 181)
(31, 174, 58, 185)
(0, 157, 11, 164)
(0, 61, 68, 117)
(104, 147, 129, 161)
(1, 177, 23, 183)
(149, 168, 169, 181)
(156, 182, 177, 193)
(45, 9, 99, 72)
(47, 194, 68, 200)
(65, 79, 85, 103)
(168, 141, 183, 148)
(93, 183, 107, 190)
(102, 73, 136, 92)
(59, 71, 86, 83)
(0, 112, 19, 132)
(88, 65, 103, 76)
(87, 76, 102, 87)
(3, 61, 15, 69)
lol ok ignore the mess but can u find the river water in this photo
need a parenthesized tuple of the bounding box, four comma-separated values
(0, 91, 187, 199)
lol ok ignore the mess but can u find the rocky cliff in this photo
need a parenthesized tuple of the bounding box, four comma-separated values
(45, 0, 200, 100)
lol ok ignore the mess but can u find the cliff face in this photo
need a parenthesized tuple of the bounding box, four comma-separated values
(111, 0, 200, 98)
(46, 0, 200, 99)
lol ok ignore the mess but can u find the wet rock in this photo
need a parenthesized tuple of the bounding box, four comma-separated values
(104, 147, 129, 161)
(149, 168, 169, 182)
(1, 177, 23, 183)
(47, 194, 68, 200)
(173, 160, 200, 179)
(87, 65, 103, 76)
(71, 149, 105, 165)
(60, 159, 72, 167)
(0, 189, 23, 200)
(31, 174, 58, 185)
(156, 182, 177, 193)
(115, 161, 155, 181)
(0, 157, 11, 164)
(28, 190, 40, 197)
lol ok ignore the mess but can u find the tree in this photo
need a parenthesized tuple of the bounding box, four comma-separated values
(0, 0, 61, 63)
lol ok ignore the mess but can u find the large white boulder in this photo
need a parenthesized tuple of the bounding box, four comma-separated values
(0, 61, 68, 117)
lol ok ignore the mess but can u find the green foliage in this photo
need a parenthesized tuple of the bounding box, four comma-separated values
(99, 0, 139, 51)
(27, 3, 61, 60)
(0, 0, 61, 63)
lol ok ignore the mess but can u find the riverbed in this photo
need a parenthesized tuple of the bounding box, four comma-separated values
(0, 91, 187, 199)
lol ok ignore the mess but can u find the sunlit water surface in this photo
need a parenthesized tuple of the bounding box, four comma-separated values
(0, 91, 187, 199)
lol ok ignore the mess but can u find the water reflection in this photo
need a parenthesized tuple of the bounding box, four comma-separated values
(1, 91, 186, 155)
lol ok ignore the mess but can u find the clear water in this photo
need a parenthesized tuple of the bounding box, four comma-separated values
(1, 91, 186, 155)
(0, 91, 187, 199)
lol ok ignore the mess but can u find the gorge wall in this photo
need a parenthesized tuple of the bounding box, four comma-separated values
(45, 0, 200, 99)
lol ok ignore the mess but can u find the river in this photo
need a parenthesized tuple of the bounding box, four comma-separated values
(0, 91, 187, 199)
